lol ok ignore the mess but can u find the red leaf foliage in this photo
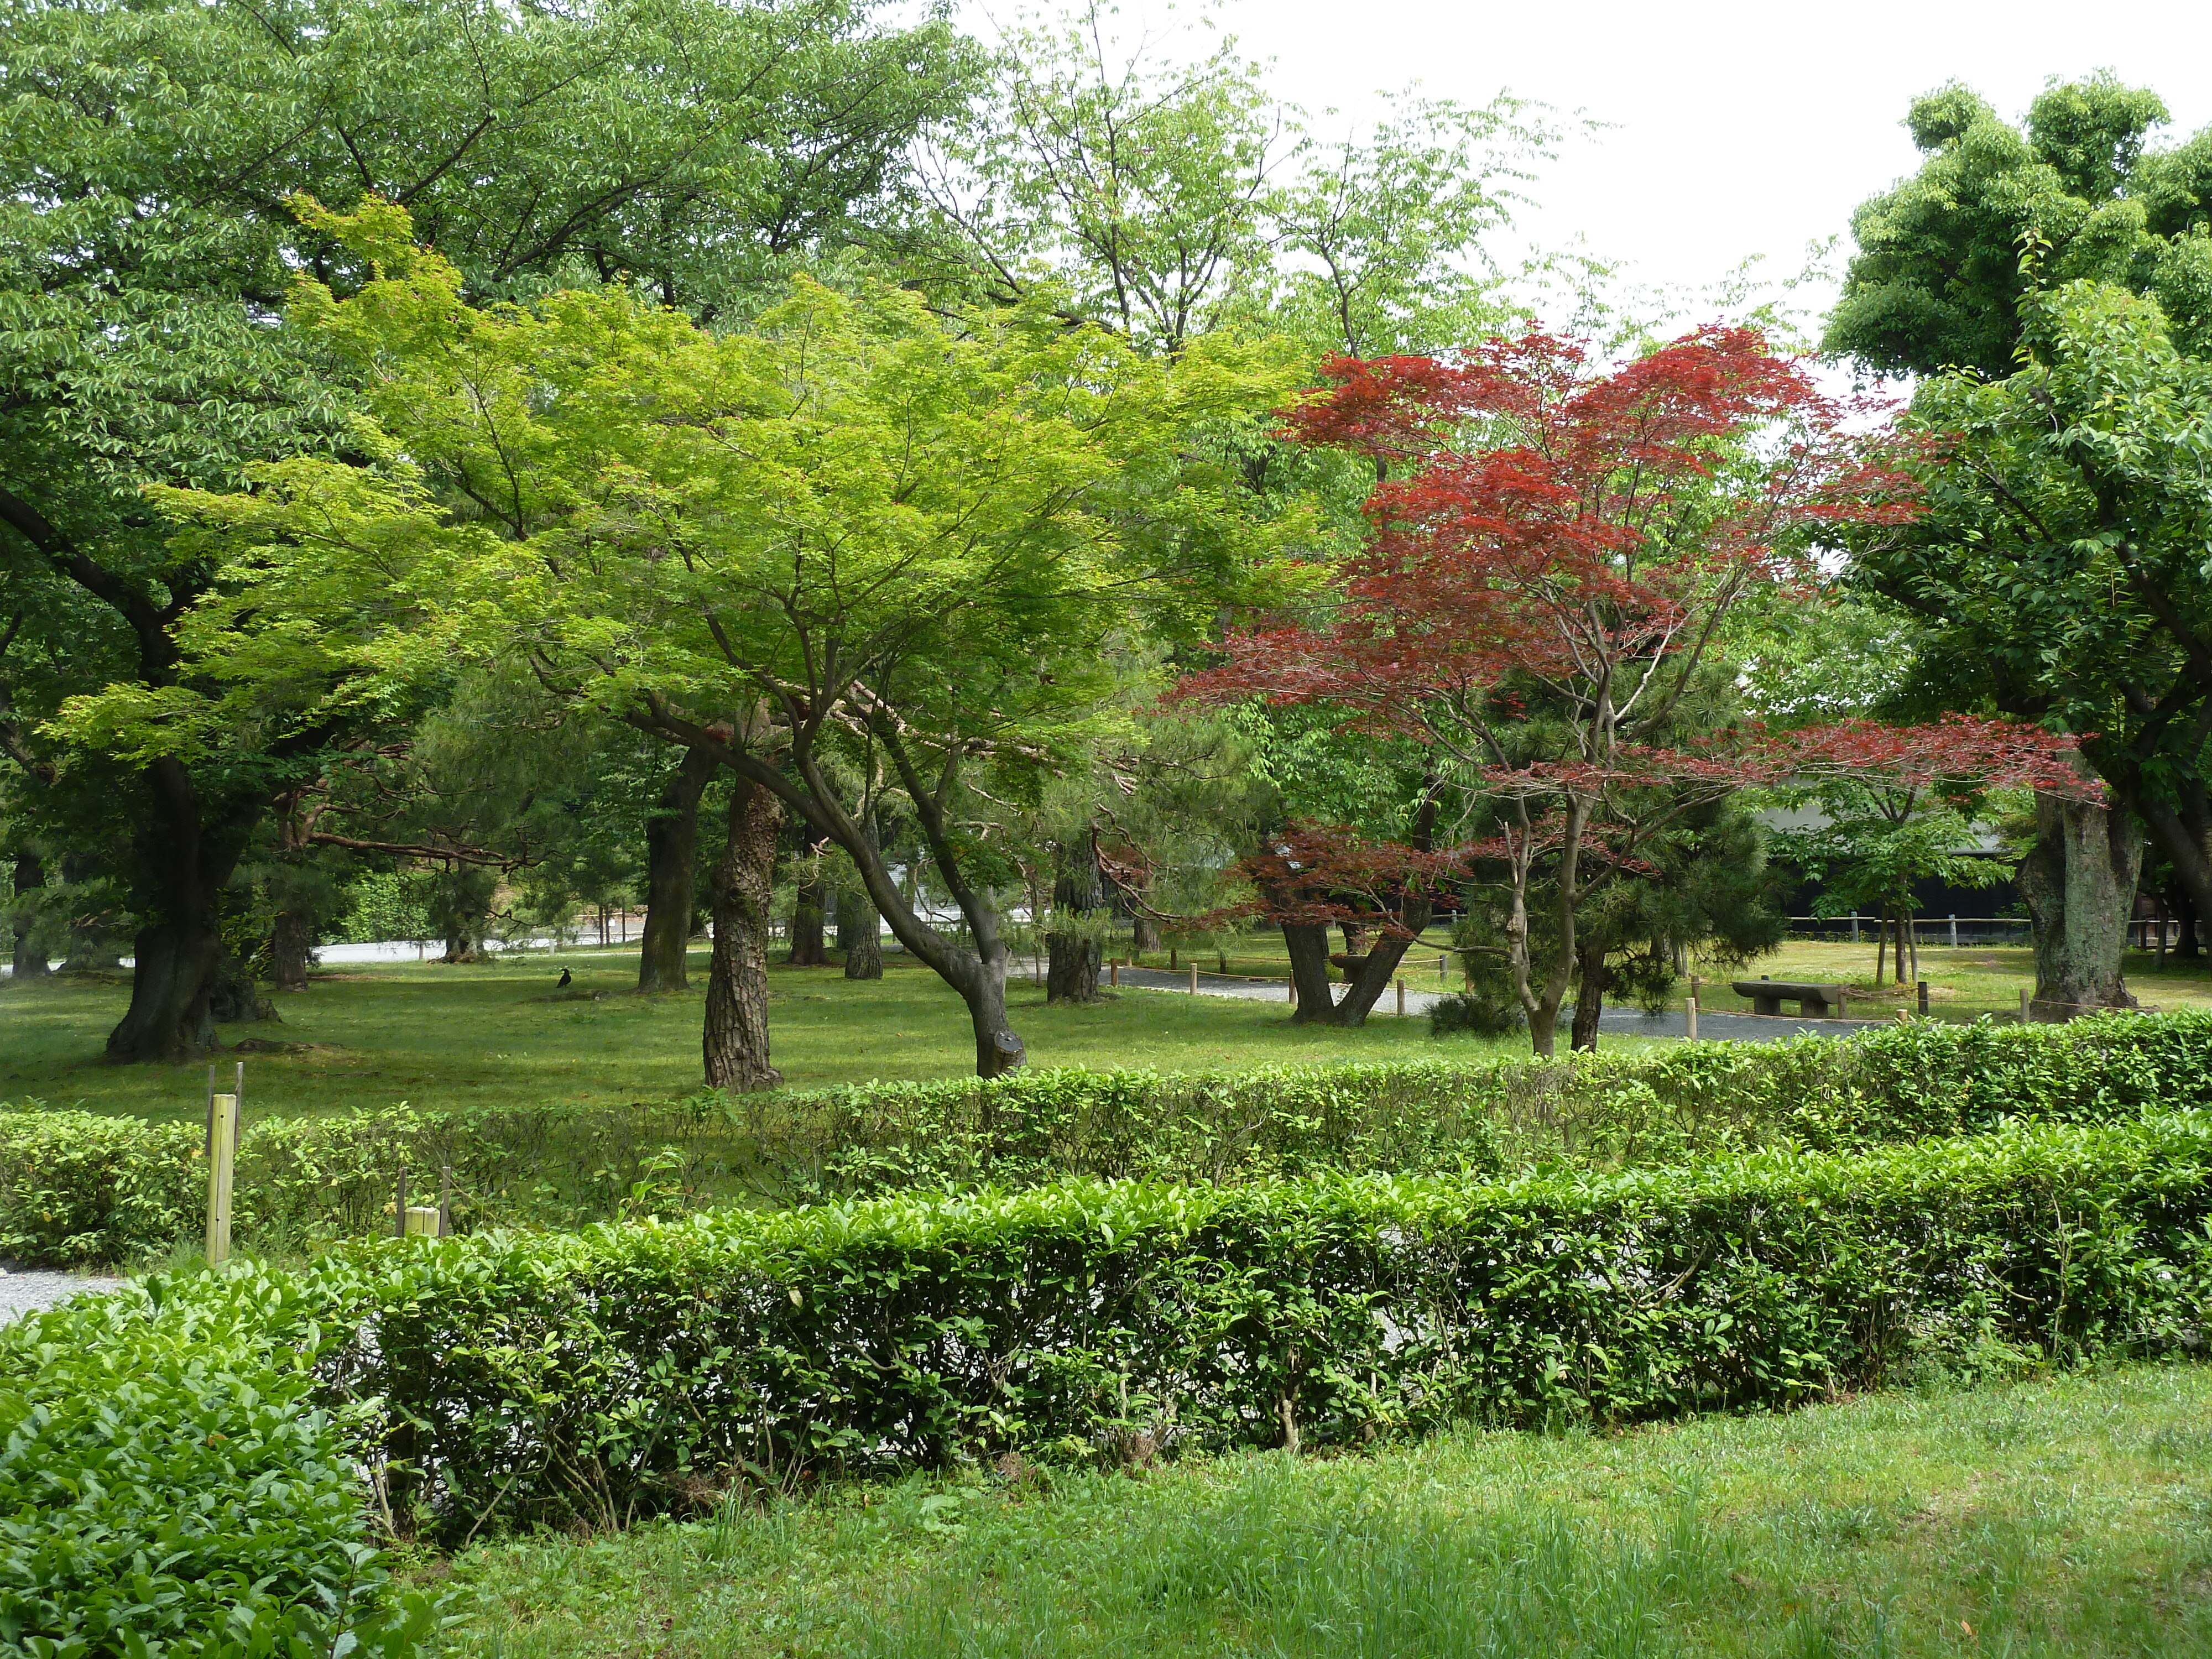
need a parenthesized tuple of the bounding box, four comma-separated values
(1185, 327, 1920, 745)
(1175, 326, 2085, 928)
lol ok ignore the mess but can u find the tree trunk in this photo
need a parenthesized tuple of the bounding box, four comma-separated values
(2135, 788, 2212, 953)
(638, 748, 714, 992)
(1130, 912, 1160, 960)
(107, 760, 253, 1061)
(786, 841, 828, 966)
(838, 878, 882, 979)
(1568, 932, 1609, 1052)
(1281, 921, 1338, 1022)
(207, 950, 278, 1025)
(2017, 785, 2143, 1020)
(2173, 883, 2204, 961)
(964, 952, 1025, 1077)
(9, 851, 49, 979)
(270, 904, 312, 992)
(703, 778, 782, 1091)
(1046, 834, 1103, 1004)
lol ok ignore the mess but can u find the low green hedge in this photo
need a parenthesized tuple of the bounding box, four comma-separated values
(50, 1111, 2212, 1543)
(0, 1291, 444, 1657)
(8, 1010, 2212, 1267)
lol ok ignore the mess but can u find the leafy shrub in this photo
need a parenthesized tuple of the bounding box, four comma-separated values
(63, 1110, 2212, 1542)
(10, 1009, 2212, 1267)
(0, 1286, 444, 1657)
(0, 1109, 201, 1266)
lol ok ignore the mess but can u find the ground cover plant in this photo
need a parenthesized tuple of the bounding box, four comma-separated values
(0, 1279, 446, 1657)
(444, 1358, 2212, 1657)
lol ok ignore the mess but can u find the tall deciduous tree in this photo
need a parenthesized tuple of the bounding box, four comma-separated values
(1861, 279, 2212, 1000)
(0, 0, 973, 1059)
(169, 207, 1297, 1079)
(1825, 75, 2212, 1008)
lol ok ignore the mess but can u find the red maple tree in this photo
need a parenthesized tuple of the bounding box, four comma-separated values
(1185, 327, 2080, 1052)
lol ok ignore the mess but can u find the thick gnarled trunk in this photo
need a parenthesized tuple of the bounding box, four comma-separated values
(638, 747, 714, 993)
(2018, 785, 2142, 1020)
(107, 760, 253, 1062)
(703, 778, 781, 1092)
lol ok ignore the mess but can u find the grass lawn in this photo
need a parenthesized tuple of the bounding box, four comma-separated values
(446, 1359, 2212, 1658)
(1698, 940, 2212, 1022)
(0, 950, 1503, 1123)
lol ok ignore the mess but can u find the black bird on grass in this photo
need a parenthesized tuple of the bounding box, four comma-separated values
(556, 968, 572, 988)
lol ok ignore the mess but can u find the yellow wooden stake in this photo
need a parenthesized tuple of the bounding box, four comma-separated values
(205, 1093, 238, 1265)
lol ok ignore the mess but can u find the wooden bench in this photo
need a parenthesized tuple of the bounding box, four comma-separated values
(1731, 977, 1850, 1018)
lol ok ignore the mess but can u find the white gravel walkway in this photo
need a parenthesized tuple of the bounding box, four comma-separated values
(0, 1267, 124, 1326)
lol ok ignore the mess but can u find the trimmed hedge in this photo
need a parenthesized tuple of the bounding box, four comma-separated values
(48, 1110, 2212, 1543)
(0, 1291, 444, 1657)
(8, 1010, 2212, 1266)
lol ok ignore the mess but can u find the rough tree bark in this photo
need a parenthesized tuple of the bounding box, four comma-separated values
(632, 705, 1027, 1078)
(837, 807, 884, 980)
(1568, 932, 1610, 1052)
(838, 878, 882, 979)
(1282, 920, 1338, 1020)
(638, 747, 714, 993)
(106, 759, 258, 1061)
(703, 777, 782, 1091)
(1130, 912, 1160, 959)
(1046, 833, 1104, 1004)
(2017, 785, 2143, 1020)
(786, 837, 828, 965)
(9, 851, 49, 979)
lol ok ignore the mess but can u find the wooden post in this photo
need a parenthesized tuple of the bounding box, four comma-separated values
(1395, 977, 1405, 1016)
(395, 1163, 409, 1240)
(1438, 952, 1447, 983)
(1850, 914, 1860, 943)
(1838, 990, 1849, 1019)
(439, 1162, 452, 1239)
(1287, 976, 1297, 1005)
(1948, 914, 1958, 949)
(1109, 959, 1120, 987)
(1188, 963, 1198, 994)
(1917, 979, 1929, 1016)
(204, 1091, 238, 1266)
(2020, 987, 2033, 1022)
(1685, 995, 1698, 1041)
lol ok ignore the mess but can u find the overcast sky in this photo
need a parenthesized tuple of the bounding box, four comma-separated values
(1225, 0, 2212, 330)
(997, 0, 2212, 338)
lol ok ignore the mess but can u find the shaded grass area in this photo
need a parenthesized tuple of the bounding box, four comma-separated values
(0, 952, 1484, 1123)
(448, 1360, 2212, 1658)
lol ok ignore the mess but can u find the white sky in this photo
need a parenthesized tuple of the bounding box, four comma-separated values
(1221, 0, 2212, 331)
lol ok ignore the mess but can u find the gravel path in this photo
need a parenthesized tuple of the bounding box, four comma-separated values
(0, 1268, 124, 1326)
